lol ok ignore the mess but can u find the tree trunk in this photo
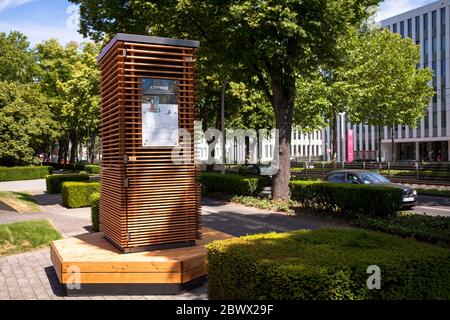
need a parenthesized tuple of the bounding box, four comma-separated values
(378, 125, 382, 162)
(308, 133, 311, 164)
(391, 125, 395, 162)
(220, 80, 227, 174)
(57, 139, 64, 164)
(70, 135, 78, 165)
(271, 74, 295, 201)
(89, 133, 96, 164)
(331, 108, 338, 169)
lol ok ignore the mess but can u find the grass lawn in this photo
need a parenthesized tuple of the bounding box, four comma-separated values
(0, 220, 61, 256)
(0, 191, 42, 213)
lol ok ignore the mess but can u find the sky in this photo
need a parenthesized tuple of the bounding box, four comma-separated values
(0, 0, 441, 47)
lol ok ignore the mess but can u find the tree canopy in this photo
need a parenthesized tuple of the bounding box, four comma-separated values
(72, 0, 380, 199)
(0, 31, 100, 166)
(350, 29, 434, 161)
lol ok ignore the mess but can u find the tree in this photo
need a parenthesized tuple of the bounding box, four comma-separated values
(35, 40, 101, 164)
(72, 0, 379, 200)
(0, 31, 36, 83)
(294, 76, 329, 162)
(293, 30, 362, 166)
(351, 29, 434, 161)
(0, 81, 57, 166)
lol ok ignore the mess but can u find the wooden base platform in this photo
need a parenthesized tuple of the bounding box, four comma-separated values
(50, 228, 232, 296)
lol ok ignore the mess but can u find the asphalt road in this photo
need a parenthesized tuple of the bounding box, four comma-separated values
(410, 195, 450, 216)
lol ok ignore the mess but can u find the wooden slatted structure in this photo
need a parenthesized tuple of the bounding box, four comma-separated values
(97, 34, 201, 253)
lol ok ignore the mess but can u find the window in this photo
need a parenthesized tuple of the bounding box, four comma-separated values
(393, 23, 397, 33)
(432, 63, 437, 85)
(442, 84, 446, 104)
(326, 173, 345, 183)
(441, 7, 446, 28)
(432, 10, 437, 35)
(433, 109, 438, 129)
(400, 21, 405, 37)
(432, 36, 437, 54)
(346, 173, 360, 184)
(407, 18, 412, 38)
(442, 59, 446, 78)
(415, 16, 420, 43)
(424, 13, 428, 38)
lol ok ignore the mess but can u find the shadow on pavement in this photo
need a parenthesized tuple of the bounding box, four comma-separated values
(0, 200, 17, 212)
(44, 266, 65, 297)
(33, 193, 62, 206)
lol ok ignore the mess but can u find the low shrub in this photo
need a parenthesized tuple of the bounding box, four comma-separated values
(85, 165, 100, 174)
(90, 192, 100, 232)
(289, 180, 403, 217)
(0, 166, 53, 182)
(207, 228, 450, 300)
(201, 172, 267, 197)
(43, 163, 86, 171)
(230, 195, 294, 214)
(62, 181, 100, 208)
(354, 212, 450, 247)
(416, 188, 450, 198)
(45, 174, 89, 194)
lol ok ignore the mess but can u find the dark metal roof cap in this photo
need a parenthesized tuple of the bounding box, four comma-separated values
(97, 33, 200, 62)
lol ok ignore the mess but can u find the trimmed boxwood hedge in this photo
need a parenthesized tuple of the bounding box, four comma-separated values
(354, 212, 450, 247)
(289, 180, 403, 217)
(201, 172, 267, 197)
(62, 181, 100, 208)
(45, 174, 90, 194)
(207, 228, 450, 300)
(85, 165, 100, 174)
(90, 192, 100, 232)
(0, 166, 53, 182)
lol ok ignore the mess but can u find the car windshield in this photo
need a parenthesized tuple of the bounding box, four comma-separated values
(358, 172, 390, 184)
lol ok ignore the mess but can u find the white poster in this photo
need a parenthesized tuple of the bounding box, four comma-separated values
(141, 78, 179, 147)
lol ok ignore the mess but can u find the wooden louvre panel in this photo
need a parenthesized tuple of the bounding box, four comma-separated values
(98, 34, 201, 252)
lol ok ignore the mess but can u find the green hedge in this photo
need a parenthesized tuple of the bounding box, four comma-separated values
(207, 228, 450, 300)
(201, 172, 267, 197)
(354, 212, 450, 247)
(0, 166, 53, 182)
(45, 174, 89, 194)
(62, 181, 100, 208)
(90, 192, 100, 232)
(289, 181, 403, 217)
(85, 165, 100, 174)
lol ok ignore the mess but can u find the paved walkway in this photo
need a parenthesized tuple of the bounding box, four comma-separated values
(0, 179, 346, 300)
(0, 179, 46, 193)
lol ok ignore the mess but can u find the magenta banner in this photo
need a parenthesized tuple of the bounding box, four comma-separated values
(346, 129, 354, 162)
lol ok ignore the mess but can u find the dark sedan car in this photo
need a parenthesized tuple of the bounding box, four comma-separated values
(324, 170, 417, 208)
